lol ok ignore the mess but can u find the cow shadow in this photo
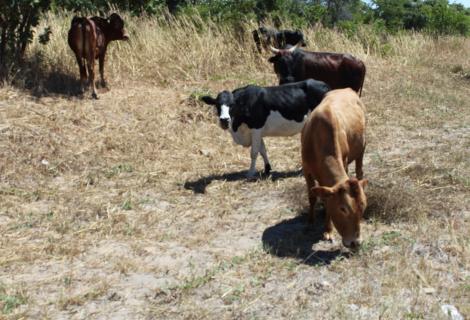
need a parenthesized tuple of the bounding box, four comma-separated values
(30, 70, 84, 98)
(262, 211, 349, 266)
(10, 55, 86, 98)
(184, 168, 302, 194)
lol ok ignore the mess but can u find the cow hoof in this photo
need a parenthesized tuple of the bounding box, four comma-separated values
(264, 163, 272, 175)
(91, 93, 99, 100)
(246, 171, 258, 181)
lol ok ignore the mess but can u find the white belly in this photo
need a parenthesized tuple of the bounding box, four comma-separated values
(261, 111, 307, 137)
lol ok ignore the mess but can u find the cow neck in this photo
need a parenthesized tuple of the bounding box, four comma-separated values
(321, 156, 349, 187)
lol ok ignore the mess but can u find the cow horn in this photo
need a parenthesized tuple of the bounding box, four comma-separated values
(269, 46, 280, 54)
(287, 43, 300, 52)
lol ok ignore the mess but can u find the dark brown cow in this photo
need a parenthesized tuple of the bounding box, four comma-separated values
(268, 45, 366, 96)
(301, 88, 368, 249)
(68, 13, 129, 99)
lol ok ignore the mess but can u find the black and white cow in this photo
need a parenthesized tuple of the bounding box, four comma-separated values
(200, 79, 330, 178)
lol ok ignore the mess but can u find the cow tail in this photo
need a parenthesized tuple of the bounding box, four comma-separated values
(359, 64, 366, 97)
(82, 18, 92, 60)
(80, 21, 85, 60)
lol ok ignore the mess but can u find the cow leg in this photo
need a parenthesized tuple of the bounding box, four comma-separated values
(98, 52, 107, 88)
(74, 54, 87, 94)
(323, 213, 334, 242)
(86, 58, 98, 99)
(355, 147, 365, 180)
(259, 139, 271, 175)
(247, 130, 262, 178)
(305, 172, 317, 225)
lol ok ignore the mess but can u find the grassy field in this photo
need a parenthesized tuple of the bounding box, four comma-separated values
(0, 12, 469, 319)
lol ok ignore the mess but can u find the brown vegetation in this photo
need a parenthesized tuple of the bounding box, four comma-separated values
(0, 11, 469, 319)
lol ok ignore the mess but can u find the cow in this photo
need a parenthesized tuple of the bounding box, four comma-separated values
(301, 88, 368, 249)
(200, 79, 330, 178)
(68, 13, 129, 99)
(268, 45, 366, 96)
(252, 26, 307, 53)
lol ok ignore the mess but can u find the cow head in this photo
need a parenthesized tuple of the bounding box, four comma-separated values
(293, 30, 307, 47)
(268, 45, 298, 84)
(312, 178, 368, 249)
(108, 13, 129, 41)
(200, 91, 234, 130)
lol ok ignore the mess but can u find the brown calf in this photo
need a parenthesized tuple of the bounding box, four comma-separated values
(301, 88, 368, 249)
(68, 13, 128, 99)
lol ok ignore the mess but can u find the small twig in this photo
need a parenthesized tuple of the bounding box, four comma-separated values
(221, 287, 233, 298)
(243, 295, 261, 313)
(412, 266, 430, 287)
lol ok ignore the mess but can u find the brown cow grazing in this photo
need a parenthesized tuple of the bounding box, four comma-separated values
(269, 45, 366, 96)
(301, 88, 368, 249)
(68, 13, 129, 99)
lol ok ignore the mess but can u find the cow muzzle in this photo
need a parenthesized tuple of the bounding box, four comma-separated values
(342, 238, 361, 250)
(121, 30, 130, 40)
(219, 118, 230, 130)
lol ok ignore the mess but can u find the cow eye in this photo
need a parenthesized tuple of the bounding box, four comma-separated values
(340, 207, 347, 214)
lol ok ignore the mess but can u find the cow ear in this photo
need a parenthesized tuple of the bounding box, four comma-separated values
(109, 13, 123, 29)
(200, 96, 216, 105)
(358, 179, 368, 190)
(311, 186, 336, 199)
(268, 56, 277, 64)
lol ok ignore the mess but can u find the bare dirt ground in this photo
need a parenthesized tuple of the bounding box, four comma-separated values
(1, 31, 469, 319)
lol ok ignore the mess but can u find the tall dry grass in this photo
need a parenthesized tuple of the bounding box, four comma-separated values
(22, 10, 470, 93)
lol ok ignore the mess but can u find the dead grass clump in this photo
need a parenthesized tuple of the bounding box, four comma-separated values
(365, 179, 427, 223)
(450, 64, 470, 81)
(57, 281, 110, 310)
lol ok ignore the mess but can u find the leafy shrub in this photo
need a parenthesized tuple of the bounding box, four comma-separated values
(0, 0, 51, 80)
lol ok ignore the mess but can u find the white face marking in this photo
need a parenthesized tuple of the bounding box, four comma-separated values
(220, 104, 230, 121)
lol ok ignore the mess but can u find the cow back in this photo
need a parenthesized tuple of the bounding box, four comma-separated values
(230, 80, 329, 131)
(302, 88, 365, 177)
(68, 17, 97, 59)
(270, 49, 366, 95)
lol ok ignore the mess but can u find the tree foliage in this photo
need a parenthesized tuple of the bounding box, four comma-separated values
(0, 0, 51, 79)
(372, 0, 470, 34)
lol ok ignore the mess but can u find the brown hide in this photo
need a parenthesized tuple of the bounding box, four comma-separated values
(301, 88, 368, 249)
(67, 13, 128, 99)
(269, 48, 366, 96)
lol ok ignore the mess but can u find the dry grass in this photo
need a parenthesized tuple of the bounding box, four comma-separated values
(0, 11, 469, 319)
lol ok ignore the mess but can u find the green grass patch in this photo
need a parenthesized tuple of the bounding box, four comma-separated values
(104, 164, 134, 178)
(0, 284, 27, 314)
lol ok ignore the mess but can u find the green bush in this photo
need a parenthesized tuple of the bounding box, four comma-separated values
(0, 0, 51, 80)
